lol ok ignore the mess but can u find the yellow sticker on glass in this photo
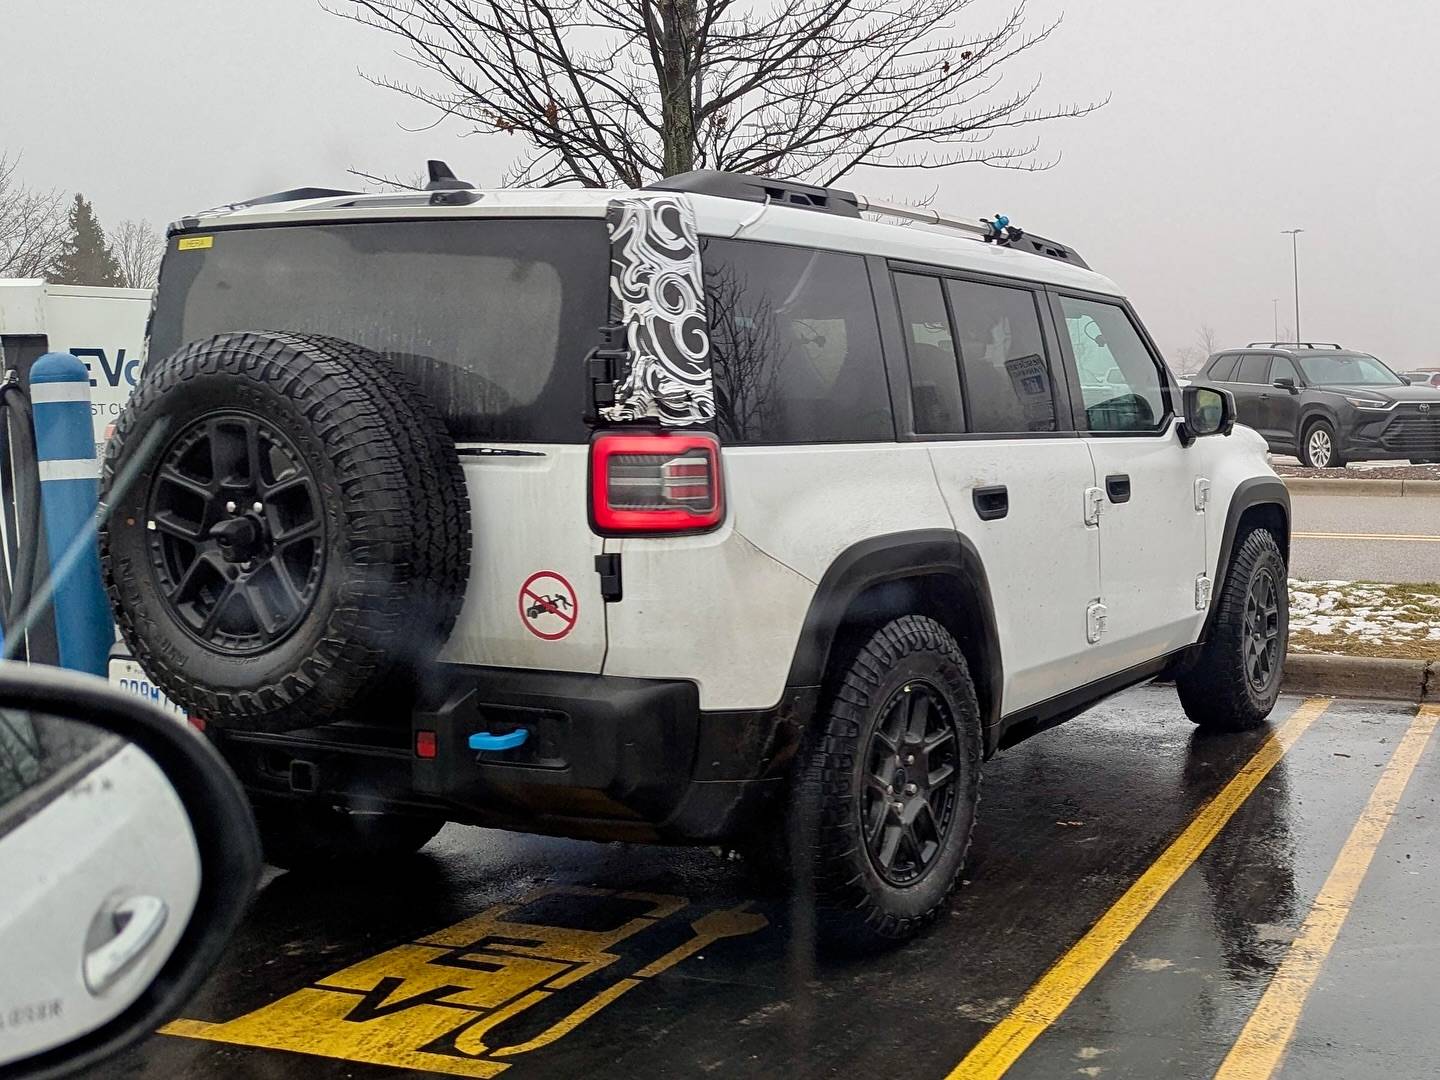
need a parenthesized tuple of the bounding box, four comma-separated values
(177, 236, 213, 251)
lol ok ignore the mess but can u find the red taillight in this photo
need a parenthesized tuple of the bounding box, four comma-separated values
(591, 432, 724, 534)
(415, 730, 438, 759)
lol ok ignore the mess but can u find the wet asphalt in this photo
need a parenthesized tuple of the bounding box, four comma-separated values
(95, 687, 1438, 1080)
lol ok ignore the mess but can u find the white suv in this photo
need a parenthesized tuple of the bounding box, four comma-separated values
(102, 166, 1289, 944)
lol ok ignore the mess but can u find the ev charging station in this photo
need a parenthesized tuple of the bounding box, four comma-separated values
(0, 280, 151, 674)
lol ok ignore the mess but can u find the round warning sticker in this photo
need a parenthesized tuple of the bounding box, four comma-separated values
(518, 571, 579, 640)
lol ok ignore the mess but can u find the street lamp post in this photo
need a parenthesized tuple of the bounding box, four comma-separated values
(1272, 298, 1279, 342)
(1281, 229, 1304, 343)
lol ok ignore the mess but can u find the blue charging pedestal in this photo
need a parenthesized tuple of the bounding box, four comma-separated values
(31, 352, 111, 676)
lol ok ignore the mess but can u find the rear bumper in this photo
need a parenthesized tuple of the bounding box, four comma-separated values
(214, 665, 814, 844)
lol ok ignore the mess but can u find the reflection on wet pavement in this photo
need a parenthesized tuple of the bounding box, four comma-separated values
(92, 688, 1440, 1080)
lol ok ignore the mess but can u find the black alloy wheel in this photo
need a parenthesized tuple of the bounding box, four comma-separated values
(1176, 528, 1288, 733)
(862, 681, 962, 886)
(792, 614, 982, 945)
(1243, 566, 1282, 693)
(147, 412, 325, 654)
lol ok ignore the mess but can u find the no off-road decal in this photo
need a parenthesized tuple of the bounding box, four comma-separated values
(518, 571, 578, 640)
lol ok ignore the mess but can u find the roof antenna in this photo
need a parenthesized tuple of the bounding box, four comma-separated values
(425, 160, 472, 191)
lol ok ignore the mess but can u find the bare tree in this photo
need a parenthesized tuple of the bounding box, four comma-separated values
(327, 0, 1104, 188)
(110, 219, 165, 290)
(1172, 344, 1206, 376)
(0, 153, 68, 279)
(1196, 323, 1220, 356)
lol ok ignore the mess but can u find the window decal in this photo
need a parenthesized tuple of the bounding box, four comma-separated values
(603, 195, 715, 426)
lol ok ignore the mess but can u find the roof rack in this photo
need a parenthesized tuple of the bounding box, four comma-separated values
(1247, 341, 1344, 350)
(646, 170, 861, 216)
(852, 195, 1088, 269)
(644, 169, 1087, 268)
(203, 186, 361, 213)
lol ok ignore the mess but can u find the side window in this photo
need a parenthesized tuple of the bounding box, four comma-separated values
(1208, 354, 1239, 381)
(1236, 354, 1271, 383)
(1271, 355, 1299, 384)
(1060, 295, 1167, 432)
(947, 280, 1056, 433)
(702, 238, 893, 444)
(893, 273, 964, 434)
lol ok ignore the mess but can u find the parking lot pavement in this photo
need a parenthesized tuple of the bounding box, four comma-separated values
(96, 687, 1439, 1080)
(1289, 493, 1440, 583)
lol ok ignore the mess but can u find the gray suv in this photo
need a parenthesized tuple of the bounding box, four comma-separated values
(1197, 342, 1440, 467)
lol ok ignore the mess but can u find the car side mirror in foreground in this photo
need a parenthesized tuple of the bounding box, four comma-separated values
(1272, 377, 1298, 394)
(0, 665, 259, 1080)
(1179, 384, 1236, 446)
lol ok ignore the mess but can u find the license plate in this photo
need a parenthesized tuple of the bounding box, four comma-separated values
(108, 658, 188, 720)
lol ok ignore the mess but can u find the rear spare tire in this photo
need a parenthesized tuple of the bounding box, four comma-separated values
(100, 331, 470, 733)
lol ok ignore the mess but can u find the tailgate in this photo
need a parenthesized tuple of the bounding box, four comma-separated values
(437, 445, 606, 672)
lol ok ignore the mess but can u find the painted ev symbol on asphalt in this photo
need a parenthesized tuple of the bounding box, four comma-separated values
(160, 887, 767, 1077)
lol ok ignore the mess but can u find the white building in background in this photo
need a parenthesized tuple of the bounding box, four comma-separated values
(0, 279, 153, 461)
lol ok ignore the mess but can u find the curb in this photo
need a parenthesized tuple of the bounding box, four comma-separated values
(1281, 653, 1436, 702)
(1282, 476, 1440, 497)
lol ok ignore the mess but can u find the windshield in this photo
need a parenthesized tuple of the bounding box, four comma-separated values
(1295, 353, 1405, 387)
(149, 218, 610, 442)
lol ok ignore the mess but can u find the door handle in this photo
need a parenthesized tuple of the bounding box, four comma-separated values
(973, 484, 1009, 521)
(84, 894, 168, 995)
(1105, 474, 1131, 504)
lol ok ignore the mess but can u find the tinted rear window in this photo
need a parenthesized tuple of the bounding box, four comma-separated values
(701, 237, 893, 444)
(1236, 354, 1271, 383)
(150, 219, 610, 442)
(1207, 354, 1239, 381)
(948, 279, 1057, 433)
(894, 272, 964, 435)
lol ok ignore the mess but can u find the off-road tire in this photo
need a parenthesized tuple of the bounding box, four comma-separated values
(278, 333, 471, 681)
(254, 799, 445, 870)
(792, 615, 982, 947)
(100, 332, 470, 733)
(1177, 528, 1288, 732)
(1299, 418, 1344, 468)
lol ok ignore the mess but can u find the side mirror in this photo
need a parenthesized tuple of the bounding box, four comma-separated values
(1272, 377, 1298, 394)
(1399, 375, 1412, 385)
(1179, 384, 1235, 446)
(0, 665, 259, 1079)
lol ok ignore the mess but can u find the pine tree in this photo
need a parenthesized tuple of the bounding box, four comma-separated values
(49, 194, 124, 286)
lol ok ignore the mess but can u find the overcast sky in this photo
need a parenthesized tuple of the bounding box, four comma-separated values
(4, 0, 1438, 368)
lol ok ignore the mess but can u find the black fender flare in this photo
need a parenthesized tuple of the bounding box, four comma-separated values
(783, 529, 1003, 740)
(1201, 476, 1291, 643)
(1296, 404, 1341, 439)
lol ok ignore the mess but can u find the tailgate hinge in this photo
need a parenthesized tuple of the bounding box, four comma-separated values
(1085, 600, 1108, 644)
(1194, 573, 1212, 610)
(1194, 477, 1211, 512)
(584, 322, 631, 419)
(595, 553, 623, 603)
(1084, 486, 1104, 527)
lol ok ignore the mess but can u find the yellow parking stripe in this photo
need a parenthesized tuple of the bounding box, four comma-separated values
(1293, 530, 1440, 543)
(1213, 703, 1440, 1080)
(946, 697, 1332, 1080)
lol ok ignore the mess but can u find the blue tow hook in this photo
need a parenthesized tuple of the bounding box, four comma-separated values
(468, 729, 529, 752)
